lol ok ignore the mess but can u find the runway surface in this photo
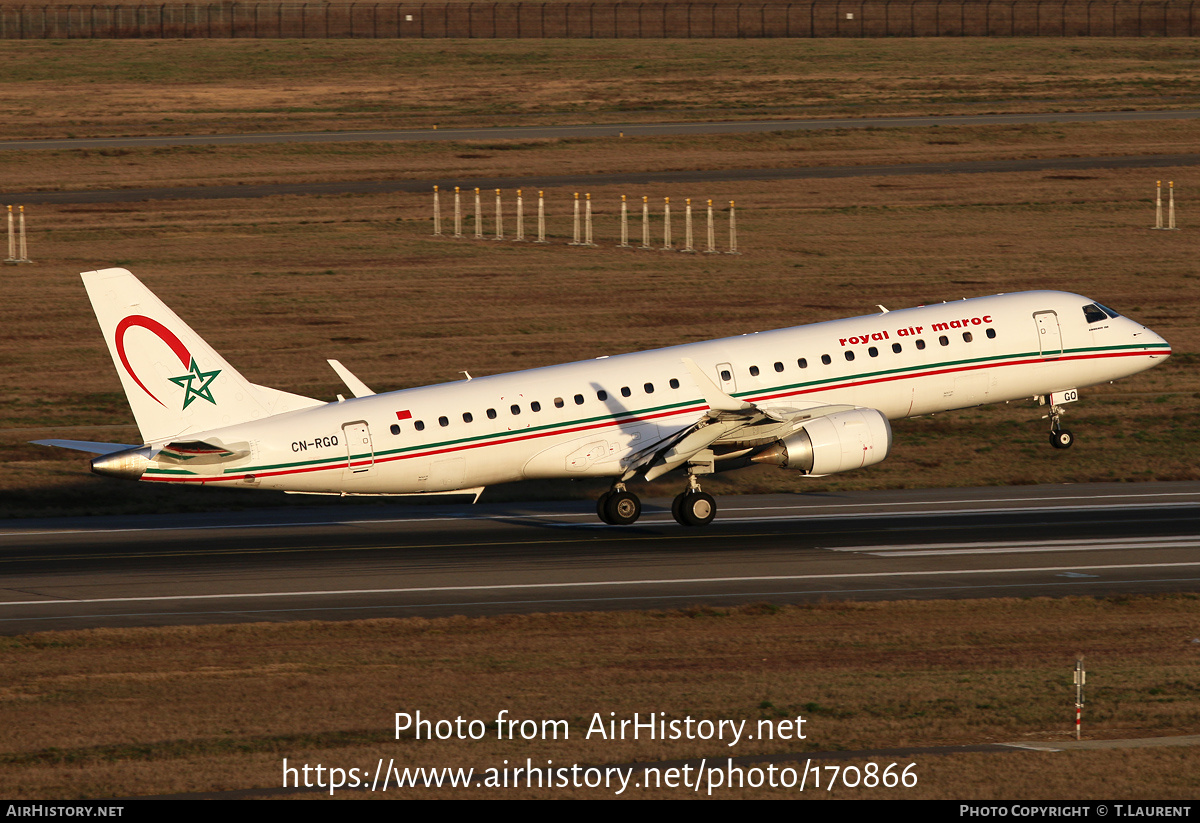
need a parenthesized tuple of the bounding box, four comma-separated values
(5, 107, 1200, 205)
(3, 109, 1198, 152)
(2, 481, 1197, 633)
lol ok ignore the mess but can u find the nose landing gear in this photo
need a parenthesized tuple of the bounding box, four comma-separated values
(1050, 427, 1075, 450)
(1044, 395, 1075, 450)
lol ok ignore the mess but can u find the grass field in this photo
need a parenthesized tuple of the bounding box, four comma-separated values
(3, 38, 1200, 139)
(1, 37, 1198, 800)
(3, 596, 1198, 798)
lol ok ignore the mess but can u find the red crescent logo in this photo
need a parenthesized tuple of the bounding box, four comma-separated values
(114, 315, 192, 407)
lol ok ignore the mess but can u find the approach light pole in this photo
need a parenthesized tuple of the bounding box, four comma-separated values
(1073, 656, 1086, 741)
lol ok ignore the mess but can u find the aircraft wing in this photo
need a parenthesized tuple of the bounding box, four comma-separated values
(619, 358, 859, 482)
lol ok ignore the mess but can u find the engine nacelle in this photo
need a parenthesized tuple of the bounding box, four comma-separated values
(751, 408, 893, 476)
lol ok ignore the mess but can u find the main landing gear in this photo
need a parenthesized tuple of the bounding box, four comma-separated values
(597, 484, 642, 526)
(671, 476, 716, 527)
(596, 478, 718, 527)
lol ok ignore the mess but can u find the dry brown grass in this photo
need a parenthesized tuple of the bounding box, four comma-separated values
(2, 39, 1200, 139)
(2, 596, 1198, 798)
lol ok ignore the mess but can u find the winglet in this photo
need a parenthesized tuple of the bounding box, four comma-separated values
(681, 357, 753, 414)
(328, 359, 375, 397)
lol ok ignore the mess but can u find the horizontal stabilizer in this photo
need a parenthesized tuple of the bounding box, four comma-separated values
(31, 439, 138, 455)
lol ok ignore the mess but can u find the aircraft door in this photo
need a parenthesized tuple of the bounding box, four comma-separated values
(715, 362, 737, 394)
(1033, 311, 1063, 358)
(342, 420, 375, 475)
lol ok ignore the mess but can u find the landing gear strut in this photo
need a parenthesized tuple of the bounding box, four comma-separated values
(671, 476, 717, 527)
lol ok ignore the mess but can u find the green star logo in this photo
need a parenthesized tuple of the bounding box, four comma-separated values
(168, 359, 221, 410)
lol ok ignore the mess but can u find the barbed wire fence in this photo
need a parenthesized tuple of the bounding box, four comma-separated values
(1, 2, 1196, 40)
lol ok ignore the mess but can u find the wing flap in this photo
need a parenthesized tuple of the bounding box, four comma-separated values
(157, 440, 250, 464)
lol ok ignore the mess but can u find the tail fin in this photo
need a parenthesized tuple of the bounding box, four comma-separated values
(82, 268, 323, 443)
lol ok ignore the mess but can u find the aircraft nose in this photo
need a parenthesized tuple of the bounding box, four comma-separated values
(1136, 325, 1171, 358)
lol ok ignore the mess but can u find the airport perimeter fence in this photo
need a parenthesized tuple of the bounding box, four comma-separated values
(1, 1, 1198, 39)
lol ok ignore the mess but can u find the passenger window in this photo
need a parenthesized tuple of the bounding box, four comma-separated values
(510, 404, 521, 415)
(531, 401, 541, 412)
(986, 328, 996, 339)
(963, 332, 973, 343)
(644, 383, 654, 394)
(554, 397, 564, 408)
(915, 339, 926, 350)
(621, 387, 631, 397)
(749, 365, 759, 377)
(720, 369, 732, 381)
(892, 343, 902, 353)
(669, 379, 680, 389)
(798, 358, 808, 369)
(463, 412, 473, 423)
(415, 420, 425, 431)
(597, 390, 608, 401)
(487, 408, 497, 419)
(774, 362, 784, 372)
(868, 347, 878, 357)
(390, 424, 401, 435)
(821, 354, 831, 365)
(844, 351, 855, 362)
(574, 394, 584, 405)
(939, 335, 949, 346)
(438, 416, 449, 427)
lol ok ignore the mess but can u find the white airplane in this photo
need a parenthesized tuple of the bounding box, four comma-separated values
(36, 268, 1171, 526)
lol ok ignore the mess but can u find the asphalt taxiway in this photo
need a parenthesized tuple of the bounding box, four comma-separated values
(1, 481, 1197, 633)
(4, 108, 1200, 205)
(3, 109, 1198, 152)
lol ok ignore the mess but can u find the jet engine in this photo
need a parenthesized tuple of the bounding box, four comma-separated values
(750, 408, 892, 476)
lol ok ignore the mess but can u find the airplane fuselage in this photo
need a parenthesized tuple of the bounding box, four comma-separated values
(133, 290, 1170, 496)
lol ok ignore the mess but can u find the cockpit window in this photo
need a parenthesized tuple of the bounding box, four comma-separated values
(1095, 303, 1121, 319)
(1082, 304, 1107, 323)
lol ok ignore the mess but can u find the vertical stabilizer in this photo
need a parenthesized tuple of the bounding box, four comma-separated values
(81, 268, 322, 443)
